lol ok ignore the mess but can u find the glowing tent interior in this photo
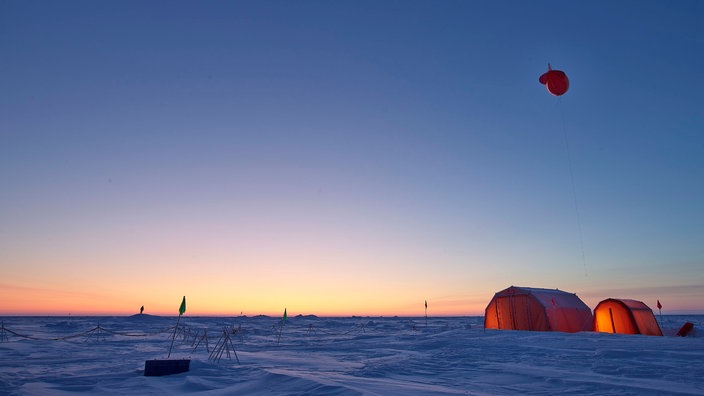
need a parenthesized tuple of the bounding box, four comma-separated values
(484, 286, 593, 333)
(593, 298, 663, 336)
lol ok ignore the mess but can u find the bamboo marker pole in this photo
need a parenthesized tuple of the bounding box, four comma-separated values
(168, 296, 186, 358)
(656, 300, 663, 326)
(277, 308, 287, 345)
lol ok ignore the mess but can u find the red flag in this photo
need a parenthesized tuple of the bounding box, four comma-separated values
(657, 300, 662, 310)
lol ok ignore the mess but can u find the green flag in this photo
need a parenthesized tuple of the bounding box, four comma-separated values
(283, 308, 287, 322)
(179, 296, 186, 316)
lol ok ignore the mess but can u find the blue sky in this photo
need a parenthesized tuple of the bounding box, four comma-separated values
(1, 1, 703, 315)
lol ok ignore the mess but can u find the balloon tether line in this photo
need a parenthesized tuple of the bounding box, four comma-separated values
(558, 97, 588, 277)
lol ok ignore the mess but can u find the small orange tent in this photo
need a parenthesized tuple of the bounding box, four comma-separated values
(484, 286, 593, 333)
(593, 298, 663, 336)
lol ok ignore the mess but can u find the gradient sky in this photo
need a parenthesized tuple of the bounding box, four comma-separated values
(2, 1, 703, 316)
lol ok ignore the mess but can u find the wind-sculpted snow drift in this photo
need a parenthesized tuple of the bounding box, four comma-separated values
(0, 315, 702, 395)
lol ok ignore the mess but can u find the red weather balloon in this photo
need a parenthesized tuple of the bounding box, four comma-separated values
(539, 64, 569, 96)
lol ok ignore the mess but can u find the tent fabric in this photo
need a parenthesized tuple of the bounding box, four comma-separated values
(593, 298, 663, 336)
(484, 286, 593, 333)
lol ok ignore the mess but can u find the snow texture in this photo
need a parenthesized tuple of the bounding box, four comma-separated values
(0, 315, 702, 395)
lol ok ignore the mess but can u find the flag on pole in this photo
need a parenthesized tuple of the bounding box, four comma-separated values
(179, 296, 186, 316)
(168, 296, 186, 358)
(657, 300, 662, 310)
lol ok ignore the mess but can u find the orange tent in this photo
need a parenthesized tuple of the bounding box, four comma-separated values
(484, 286, 593, 333)
(593, 298, 663, 336)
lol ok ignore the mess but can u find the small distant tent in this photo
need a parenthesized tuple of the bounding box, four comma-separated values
(484, 286, 593, 333)
(593, 298, 663, 336)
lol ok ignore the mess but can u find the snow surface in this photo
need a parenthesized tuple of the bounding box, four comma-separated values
(1, 315, 702, 395)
